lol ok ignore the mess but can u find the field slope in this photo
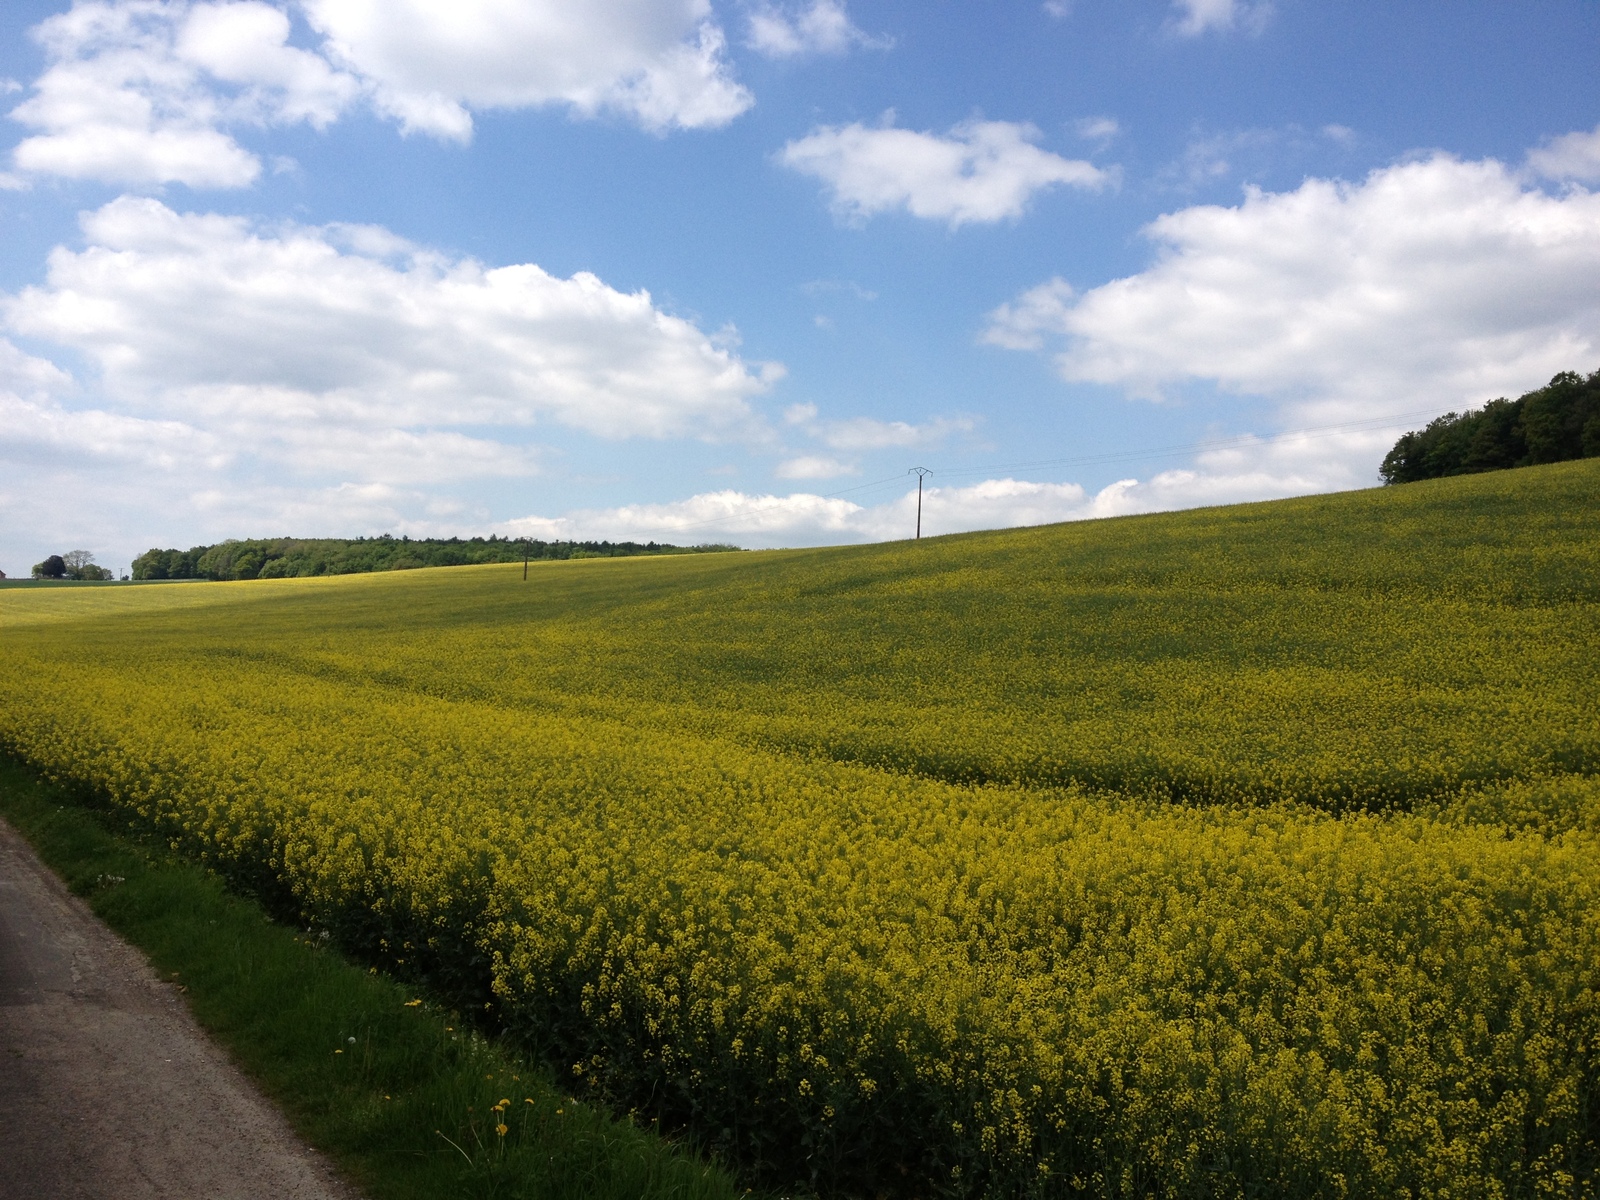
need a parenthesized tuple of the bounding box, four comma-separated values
(3, 460, 1599, 1198)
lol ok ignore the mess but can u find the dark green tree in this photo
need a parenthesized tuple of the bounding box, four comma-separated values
(1381, 368, 1600, 484)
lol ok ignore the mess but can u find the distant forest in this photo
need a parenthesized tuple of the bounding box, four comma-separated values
(132, 535, 739, 581)
(1381, 369, 1600, 484)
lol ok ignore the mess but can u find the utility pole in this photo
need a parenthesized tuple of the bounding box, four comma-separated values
(909, 467, 931, 539)
(522, 538, 530, 581)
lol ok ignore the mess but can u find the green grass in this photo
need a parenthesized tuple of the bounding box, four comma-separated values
(0, 757, 750, 1200)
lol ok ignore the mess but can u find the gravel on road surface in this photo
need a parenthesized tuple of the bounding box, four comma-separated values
(0, 817, 361, 1200)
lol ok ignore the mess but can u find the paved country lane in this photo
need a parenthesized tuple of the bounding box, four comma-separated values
(0, 818, 360, 1200)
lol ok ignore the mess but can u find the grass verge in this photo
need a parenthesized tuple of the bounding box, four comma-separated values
(0, 756, 750, 1200)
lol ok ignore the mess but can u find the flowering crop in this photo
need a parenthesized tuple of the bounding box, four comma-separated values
(2, 460, 1598, 1197)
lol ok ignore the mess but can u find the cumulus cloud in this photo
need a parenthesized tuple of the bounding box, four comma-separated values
(0, 339, 206, 469)
(746, 0, 886, 58)
(779, 116, 1111, 227)
(1527, 124, 1600, 183)
(6, 0, 753, 186)
(0, 335, 232, 569)
(1169, 0, 1273, 36)
(984, 154, 1600, 425)
(10, 0, 359, 187)
(0, 198, 782, 570)
(0, 389, 221, 471)
(981, 151, 1600, 508)
(301, 0, 750, 138)
(0, 337, 75, 398)
(0, 195, 776, 523)
(979, 278, 1075, 352)
(8, 196, 775, 452)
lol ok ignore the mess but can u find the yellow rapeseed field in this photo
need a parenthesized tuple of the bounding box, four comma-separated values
(3, 460, 1599, 1197)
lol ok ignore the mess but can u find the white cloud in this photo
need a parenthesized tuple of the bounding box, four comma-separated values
(7, 1, 753, 187)
(774, 454, 855, 479)
(984, 154, 1600, 428)
(746, 0, 886, 58)
(1169, 0, 1273, 36)
(1073, 116, 1121, 142)
(9, 0, 359, 188)
(301, 0, 751, 138)
(0, 199, 782, 571)
(3, 196, 775, 498)
(980, 277, 1075, 351)
(0, 337, 75, 398)
(816, 414, 974, 450)
(1527, 124, 1600, 183)
(779, 116, 1111, 227)
(0, 388, 221, 471)
(177, 2, 354, 122)
(780, 401, 974, 451)
(0, 336, 228, 489)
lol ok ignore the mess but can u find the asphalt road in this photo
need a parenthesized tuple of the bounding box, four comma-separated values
(0, 818, 360, 1199)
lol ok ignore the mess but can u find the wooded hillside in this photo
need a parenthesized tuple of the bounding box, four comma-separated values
(1381, 369, 1600, 483)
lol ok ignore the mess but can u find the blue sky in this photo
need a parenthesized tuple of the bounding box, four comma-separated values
(1, 0, 1598, 575)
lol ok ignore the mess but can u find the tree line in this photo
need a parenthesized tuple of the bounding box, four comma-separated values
(1381, 369, 1600, 484)
(131, 535, 739, 581)
(31, 551, 115, 580)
